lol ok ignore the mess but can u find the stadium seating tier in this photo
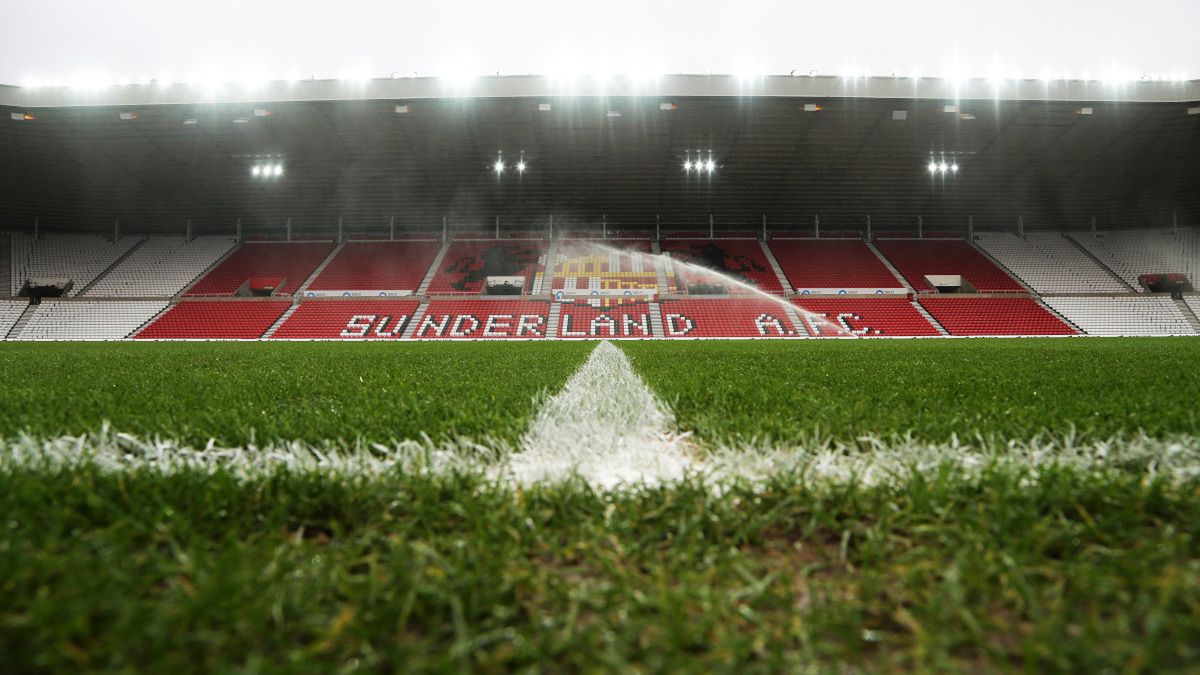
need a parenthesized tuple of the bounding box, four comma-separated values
(184, 242, 335, 296)
(876, 240, 1024, 292)
(658, 299, 803, 337)
(660, 240, 784, 294)
(307, 241, 440, 292)
(792, 297, 940, 336)
(917, 297, 1077, 336)
(136, 300, 291, 339)
(769, 240, 903, 292)
(413, 300, 551, 339)
(271, 299, 422, 339)
(426, 241, 547, 294)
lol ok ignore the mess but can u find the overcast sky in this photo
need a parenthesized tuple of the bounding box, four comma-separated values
(3, 0, 1197, 85)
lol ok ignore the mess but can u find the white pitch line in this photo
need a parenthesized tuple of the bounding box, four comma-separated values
(502, 340, 697, 488)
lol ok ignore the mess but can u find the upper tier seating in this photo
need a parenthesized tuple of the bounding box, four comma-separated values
(558, 301, 655, 338)
(16, 300, 168, 339)
(135, 300, 291, 339)
(270, 299, 421, 339)
(973, 233, 1128, 294)
(792, 297, 940, 336)
(0, 299, 28, 337)
(10, 234, 142, 296)
(413, 300, 550, 339)
(184, 242, 335, 296)
(769, 240, 903, 292)
(306, 241, 441, 292)
(875, 240, 1024, 292)
(1186, 297, 1200, 325)
(548, 241, 658, 295)
(425, 241, 547, 294)
(917, 297, 1077, 336)
(657, 299, 802, 337)
(660, 240, 785, 294)
(84, 236, 238, 297)
(1068, 229, 1200, 291)
(1043, 296, 1197, 336)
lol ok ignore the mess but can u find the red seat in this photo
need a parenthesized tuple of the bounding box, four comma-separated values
(135, 300, 290, 339)
(660, 240, 785, 294)
(426, 241, 548, 294)
(413, 300, 551, 339)
(186, 242, 335, 296)
(875, 240, 1023, 292)
(918, 297, 1077, 336)
(769, 240, 903, 291)
(658, 299, 802, 337)
(558, 302, 654, 338)
(270, 299, 421, 339)
(307, 241, 440, 291)
(792, 297, 940, 336)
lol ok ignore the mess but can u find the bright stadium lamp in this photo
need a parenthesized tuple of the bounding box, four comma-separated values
(705, 158, 716, 173)
(493, 158, 505, 175)
(950, 163, 959, 173)
(938, 162, 949, 173)
(273, 164, 284, 177)
(683, 160, 693, 172)
(251, 165, 262, 177)
(928, 161, 938, 173)
(516, 160, 527, 174)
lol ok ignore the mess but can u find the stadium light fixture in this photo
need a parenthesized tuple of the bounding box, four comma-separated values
(705, 158, 716, 173)
(927, 161, 938, 174)
(493, 157, 505, 175)
(516, 160, 527, 174)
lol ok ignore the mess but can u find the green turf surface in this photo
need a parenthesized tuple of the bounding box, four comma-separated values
(0, 342, 593, 446)
(621, 338, 1200, 446)
(1, 466, 1196, 672)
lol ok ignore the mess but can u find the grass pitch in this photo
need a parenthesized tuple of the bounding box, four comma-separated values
(2, 338, 1199, 672)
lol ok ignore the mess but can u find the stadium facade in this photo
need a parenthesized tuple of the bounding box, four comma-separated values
(1, 75, 1198, 340)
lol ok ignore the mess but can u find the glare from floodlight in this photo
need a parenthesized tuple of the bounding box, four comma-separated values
(683, 160, 693, 172)
(493, 159, 505, 175)
(938, 162, 949, 173)
(516, 160, 527, 174)
(950, 163, 959, 173)
(705, 158, 716, 173)
(273, 164, 284, 177)
(251, 166, 262, 177)
(928, 161, 938, 173)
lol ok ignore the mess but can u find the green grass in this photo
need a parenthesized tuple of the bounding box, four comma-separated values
(1, 466, 1196, 672)
(0, 342, 594, 446)
(3, 338, 1200, 672)
(622, 338, 1200, 446)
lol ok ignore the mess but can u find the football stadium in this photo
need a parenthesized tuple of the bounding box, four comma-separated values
(2, 4, 1200, 671)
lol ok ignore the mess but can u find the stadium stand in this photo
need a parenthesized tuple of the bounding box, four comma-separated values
(875, 240, 1025, 292)
(10, 234, 142, 296)
(135, 300, 291, 339)
(548, 241, 658, 296)
(769, 240, 905, 292)
(917, 297, 1077, 336)
(1068, 229, 1200, 291)
(412, 300, 551, 338)
(425, 240, 548, 294)
(84, 236, 238, 297)
(1043, 296, 1197, 336)
(0, 299, 27, 337)
(792, 297, 941, 336)
(658, 299, 802, 337)
(660, 240, 785, 294)
(270, 299, 421, 339)
(16, 300, 169, 339)
(973, 232, 1129, 294)
(184, 242, 335, 296)
(558, 301, 655, 338)
(305, 241, 441, 292)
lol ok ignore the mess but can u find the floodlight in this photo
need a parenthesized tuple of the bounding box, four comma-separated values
(516, 160, 527, 174)
(928, 161, 938, 173)
(938, 162, 949, 173)
(683, 160, 693, 172)
(950, 163, 959, 173)
(273, 164, 284, 177)
(251, 166, 262, 177)
(493, 159, 505, 175)
(705, 159, 716, 173)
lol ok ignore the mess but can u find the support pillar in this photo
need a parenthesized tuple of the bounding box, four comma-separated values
(186, 219, 193, 242)
(286, 217, 292, 242)
(917, 215, 923, 239)
(602, 214, 607, 239)
(865, 214, 872, 241)
(814, 213, 820, 239)
(762, 214, 767, 241)
(337, 217, 343, 243)
(495, 214, 500, 240)
(1018, 215, 1024, 238)
(390, 216, 395, 241)
(33, 216, 39, 239)
(236, 218, 242, 242)
(114, 219, 120, 241)
(1091, 214, 1097, 233)
(549, 214, 554, 239)
(968, 214, 974, 238)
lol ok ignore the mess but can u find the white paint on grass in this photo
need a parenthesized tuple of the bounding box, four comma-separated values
(503, 340, 696, 488)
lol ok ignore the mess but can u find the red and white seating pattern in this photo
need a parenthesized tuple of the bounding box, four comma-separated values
(792, 297, 940, 336)
(558, 302, 655, 338)
(185, 242, 335, 296)
(15, 300, 169, 340)
(770, 240, 904, 292)
(876, 240, 1025, 292)
(917, 297, 1077, 336)
(546, 241, 658, 297)
(657, 299, 804, 337)
(973, 233, 1128, 294)
(425, 241, 547, 294)
(136, 300, 291, 339)
(84, 236, 238, 297)
(271, 299, 421, 339)
(306, 241, 440, 292)
(661, 240, 785, 294)
(412, 300, 550, 339)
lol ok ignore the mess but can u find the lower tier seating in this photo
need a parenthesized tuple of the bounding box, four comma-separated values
(1043, 296, 1197, 336)
(16, 300, 168, 339)
(770, 240, 903, 292)
(657, 299, 803, 337)
(185, 242, 335, 296)
(425, 241, 548, 294)
(84, 236, 238, 297)
(918, 297, 1077, 336)
(412, 300, 550, 339)
(558, 302, 655, 338)
(0, 300, 28, 337)
(792, 297, 940, 336)
(306, 241, 441, 291)
(661, 240, 785, 294)
(10, 234, 143, 296)
(876, 240, 1025, 292)
(271, 299, 421, 339)
(136, 300, 291, 339)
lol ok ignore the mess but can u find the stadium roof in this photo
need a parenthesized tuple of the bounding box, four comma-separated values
(2, 75, 1198, 235)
